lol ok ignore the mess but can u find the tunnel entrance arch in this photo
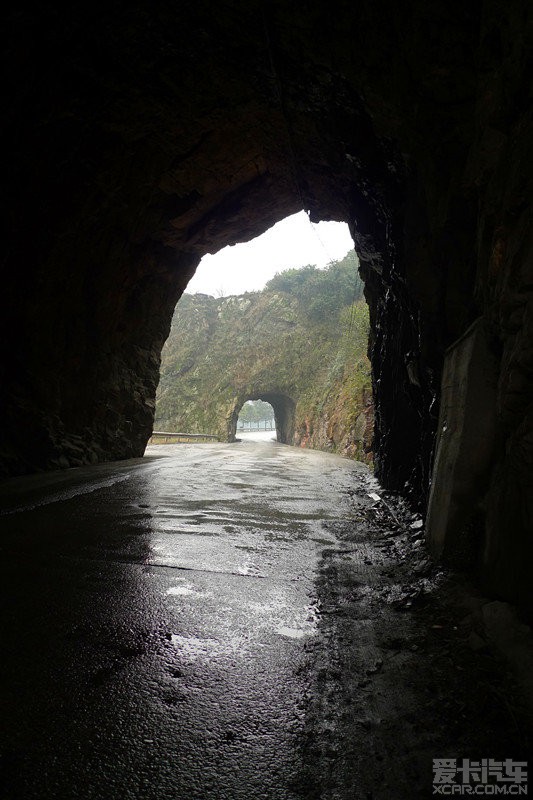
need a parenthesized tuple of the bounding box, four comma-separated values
(4, 4, 532, 609)
(2, 6, 426, 506)
(230, 393, 296, 445)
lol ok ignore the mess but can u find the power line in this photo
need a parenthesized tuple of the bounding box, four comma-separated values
(306, 217, 337, 265)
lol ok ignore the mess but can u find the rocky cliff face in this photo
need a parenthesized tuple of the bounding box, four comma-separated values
(2, 2, 533, 609)
(155, 289, 372, 462)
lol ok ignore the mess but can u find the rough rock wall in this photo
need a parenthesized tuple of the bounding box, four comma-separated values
(155, 291, 372, 461)
(2, 3, 533, 607)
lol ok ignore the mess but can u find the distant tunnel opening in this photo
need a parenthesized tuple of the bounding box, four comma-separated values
(236, 400, 276, 437)
(230, 394, 296, 444)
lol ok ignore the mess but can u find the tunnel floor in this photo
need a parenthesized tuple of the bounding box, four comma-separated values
(0, 441, 531, 799)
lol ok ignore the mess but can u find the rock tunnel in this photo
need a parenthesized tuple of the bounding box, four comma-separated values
(2, 3, 532, 611)
(231, 394, 296, 444)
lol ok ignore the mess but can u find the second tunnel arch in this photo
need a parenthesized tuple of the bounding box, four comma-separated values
(230, 393, 297, 445)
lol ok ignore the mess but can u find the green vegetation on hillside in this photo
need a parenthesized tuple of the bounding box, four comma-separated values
(266, 251, 364, 322)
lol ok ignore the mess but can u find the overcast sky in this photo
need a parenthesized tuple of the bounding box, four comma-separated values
(185, 211, 354, 296)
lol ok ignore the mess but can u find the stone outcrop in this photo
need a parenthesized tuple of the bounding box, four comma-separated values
(155, 289, 372, 461)
(2, 2, 533, 609)
(427, 319, 500, 564)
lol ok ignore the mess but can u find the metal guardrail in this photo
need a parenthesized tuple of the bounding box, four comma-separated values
(236, 421, 276, 431)
(148, 431, 219, 444)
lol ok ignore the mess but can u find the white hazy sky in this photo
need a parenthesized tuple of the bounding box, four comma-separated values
(186, 211, 354, 296)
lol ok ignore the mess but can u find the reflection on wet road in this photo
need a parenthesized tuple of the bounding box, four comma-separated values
(0, 439, 370, 799)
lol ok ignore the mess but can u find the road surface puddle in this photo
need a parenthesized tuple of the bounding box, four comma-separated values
(166, 582, 210, 598)
(275, 626, 309, 639)
(170, 634, 223, 660)
(171, 633, 249, 660)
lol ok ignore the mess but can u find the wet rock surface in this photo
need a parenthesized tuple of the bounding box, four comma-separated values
(0, 441, 530, 799)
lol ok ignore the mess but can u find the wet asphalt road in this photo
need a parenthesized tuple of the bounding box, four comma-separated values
(0, 436, 373, 799)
